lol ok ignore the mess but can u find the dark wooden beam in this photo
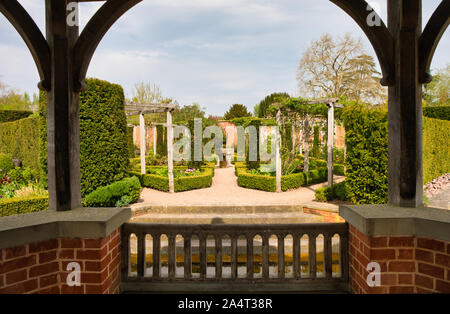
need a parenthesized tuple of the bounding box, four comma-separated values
(0, 0, 51, 90)
(72, 0, 142, 91)
(329, 0, 395, 86)
(419, 0, 450, 83)
(45, 0, 81, 211)
(387, 0, 423, 207)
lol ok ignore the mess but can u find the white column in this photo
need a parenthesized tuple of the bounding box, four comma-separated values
(167, 111, 174, 193)
(276, 110, 282, 193)
(327, 104, 334, 188)
(139, 112, 146, 175)
(153, 126, 157, 155)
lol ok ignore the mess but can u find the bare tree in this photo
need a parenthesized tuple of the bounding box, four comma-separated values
(297, 33, 386, 104)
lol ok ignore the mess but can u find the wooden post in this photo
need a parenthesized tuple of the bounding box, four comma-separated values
(327, 103, 334, 188)
(276, 110, 282, 193)
(387, 0, 423, 207)
(291, 124, 295, 154)
(153, 126, 156, 155)
(167, 110, 174, 193)
(139, 112, 146, 175)
(46, 0, 81, 211)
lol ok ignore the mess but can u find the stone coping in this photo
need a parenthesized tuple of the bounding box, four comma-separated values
(339, 204, 450, 241)
(0, 207, 131, 249)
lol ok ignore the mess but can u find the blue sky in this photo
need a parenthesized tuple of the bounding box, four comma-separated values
(0, 0, 449, 116)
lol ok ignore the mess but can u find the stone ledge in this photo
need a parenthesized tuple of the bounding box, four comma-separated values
(0, 207, 131, 249)
(339, 204, 450, 241)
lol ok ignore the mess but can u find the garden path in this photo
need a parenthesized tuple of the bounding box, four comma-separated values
(133, 166, 345, 207)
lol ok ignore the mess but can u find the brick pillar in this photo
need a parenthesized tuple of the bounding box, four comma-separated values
(348, 224, 450, 294)
(0, 228, 121, 294)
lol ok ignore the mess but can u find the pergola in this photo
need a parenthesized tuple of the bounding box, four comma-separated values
(124, 102, 176, 193)
(0, 0, 448, 210)
(274, 98, 343, 192)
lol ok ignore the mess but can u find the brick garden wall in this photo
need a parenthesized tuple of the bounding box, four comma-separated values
(349, 224, 450, 293)
(0, 228, 121, 294)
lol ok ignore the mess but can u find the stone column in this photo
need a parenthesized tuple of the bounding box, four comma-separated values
(276, 110, 282, 193)
(327, 104, 334, 188)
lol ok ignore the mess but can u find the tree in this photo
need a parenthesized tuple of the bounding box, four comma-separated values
(423, 64, 450, 107)
(224, 104, 252, 120)
(255, 92, 290, 118)
(296, 33, 386, 104)
(0, 80, 36, 111)
(172, 103, 206, 123)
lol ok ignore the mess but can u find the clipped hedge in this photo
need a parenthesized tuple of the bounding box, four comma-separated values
(315, 181, 348, 202)
(0, 116, 40, 175)
(334, 164, 345, 176)
(423, 117, 450, 184)
(342, 104, 388, 204)
(0, 110, 32, 123)
(82, 176, 141, 207)
(236, 167, 328, 192)
(130, 167, 214, 192)
(40, 78, 129, 196)
(423, 106, 450, 121)
(0, 195, 48, 217)
(0, 153, 14, 173)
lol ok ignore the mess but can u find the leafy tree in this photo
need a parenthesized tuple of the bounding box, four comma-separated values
(0, 80, 36, 111)
(296, 33, 386, 104)
(173, 103, 206, 123)
(255, 92, 290, 118)
(224, 104, 252, 120)
(423, 64, 450, 107)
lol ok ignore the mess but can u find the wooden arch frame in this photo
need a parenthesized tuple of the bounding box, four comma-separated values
(419, 0, 450, 83)
(329, 0, 394, 86)
(0, 0, 51, 90)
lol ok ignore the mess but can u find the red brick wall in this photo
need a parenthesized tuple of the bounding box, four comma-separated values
(349, 224, 450, 293)
(0, 228, 121, 294)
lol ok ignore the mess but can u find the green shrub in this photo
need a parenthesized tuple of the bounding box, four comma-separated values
(314, 181, 347, 202)
(0, 195, 48, 217)
(237, 166, 327, 192)
(132, 167, 214, 192)
(236, 167, 276, 192)
(334, 164, 345, 176)
(342, 103, 388, 204)
(6, 167, 35, 186)
(281, 172, 306, 191)
(423, 106, 450, 121)
(423, 117, 450, 184)
(0, 154, 14, 173)
(333, 181, 348, 201)
(315, 187, 332, 202)
(0, 117, 40, 175)
(82, 176, 141, 207)
(40, 78, 130, 196)
(0, 110, 32, 123)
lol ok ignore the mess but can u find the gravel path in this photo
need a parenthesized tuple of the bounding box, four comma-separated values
(425, 173, 450, 210)
(133, 166, 345, 207)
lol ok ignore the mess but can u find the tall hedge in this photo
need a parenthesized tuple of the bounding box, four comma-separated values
(342, 104, 388, 204)
(0, 110, 33, 123)
(40, 78, 129, 196)
(423, 106, 450, 121)
(0, 116, 40, 175)
(423, 116, 450, 184)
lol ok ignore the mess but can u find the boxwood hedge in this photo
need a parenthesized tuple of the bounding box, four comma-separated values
(0, 110, 32, 123)
(236, 166, 328, 192)
(0, 195, 48, 217)
(129, 166, 214, 192)
(82, 176, 141, 207)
